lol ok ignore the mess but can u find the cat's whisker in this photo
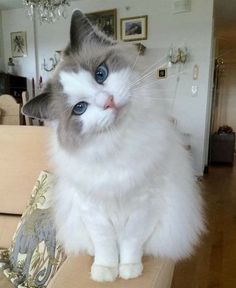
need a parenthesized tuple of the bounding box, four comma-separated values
(132, 94, 175, 101)
(132, 88, 176, 94)
(139, 55, 168, 77)
(130, 68, 191, 92)
(129, 65, 164, 88)
(130, 62, 191, 90)
(131, 80, 162, 90)
(166, 69, 190, 79)
(131, 86, 164, 93)
(131, 82, 169, 92)
(131, 51, 141, 71)
(131, 82, 166, 93)
(128, 61, 169, 89)
(116, 86, 131, 104)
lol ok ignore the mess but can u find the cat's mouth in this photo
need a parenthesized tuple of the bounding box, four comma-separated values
(100, 102, 129, 133)
(95, 105, 123, 134)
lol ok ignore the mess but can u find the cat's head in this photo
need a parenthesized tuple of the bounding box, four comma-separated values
(23, 10, 137, 147)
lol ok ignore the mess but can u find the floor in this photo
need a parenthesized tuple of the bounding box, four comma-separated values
(171, 164, 236, 288)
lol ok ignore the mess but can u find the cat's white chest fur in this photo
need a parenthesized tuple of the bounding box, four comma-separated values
(51, 108, 203, 260)
(51, 108, 167, 198)
(49, 83, 204, 282)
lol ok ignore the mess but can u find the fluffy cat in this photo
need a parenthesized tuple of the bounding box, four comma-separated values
(23, 10, 205, 282)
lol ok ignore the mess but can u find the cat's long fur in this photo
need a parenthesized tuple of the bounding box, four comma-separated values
(23, 10, 205, 282)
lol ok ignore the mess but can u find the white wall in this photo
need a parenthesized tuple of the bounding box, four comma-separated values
(0, 0, 214, 175)
(1, 8, 36, 92)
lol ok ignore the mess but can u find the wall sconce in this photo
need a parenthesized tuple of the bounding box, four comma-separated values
(134, 43, 146, 55)
(43, 51, 61, 72)
(168, 46, 188, 64)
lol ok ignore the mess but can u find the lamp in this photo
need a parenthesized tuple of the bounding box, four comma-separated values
(168, 46, 188, 65)
(23, 0, 71, 24)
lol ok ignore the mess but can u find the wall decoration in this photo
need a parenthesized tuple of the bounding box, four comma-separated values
(134, 43, 146, 55)
(43, 51, 61, 72)
(11, 31, 27, 57)
(86, 9, 117, 39)
(120, 15, 148, 41)
(157, 68, 167, 79)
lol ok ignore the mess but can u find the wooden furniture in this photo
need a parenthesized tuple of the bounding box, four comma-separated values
(210, 132, 235, 164)
(0, 125, 175, 288)
(0, 73, 27, 104)
(0, 94, 21, 125)
(22, 91, 33, 125)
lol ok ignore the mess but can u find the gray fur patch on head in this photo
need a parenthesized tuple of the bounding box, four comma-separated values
(57, 110, 83, 150)
(69, 43, 129, 74)
(51, 45, 129, 150)
(23, 10, 133, 151)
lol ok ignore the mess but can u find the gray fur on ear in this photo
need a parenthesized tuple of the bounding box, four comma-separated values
(22, 92, 51, 120)
(68, 9, 113, 53)
(70, 10, 95, 52)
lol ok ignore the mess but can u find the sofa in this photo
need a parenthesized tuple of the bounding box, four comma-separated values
(0, 125, 174, 288)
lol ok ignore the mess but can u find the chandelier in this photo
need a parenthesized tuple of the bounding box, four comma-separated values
(23, 0, 71, 24)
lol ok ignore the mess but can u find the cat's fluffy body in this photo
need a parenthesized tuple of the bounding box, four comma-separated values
(23, 10, 204, 282)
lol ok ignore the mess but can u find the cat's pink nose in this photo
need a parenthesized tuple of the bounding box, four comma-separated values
(104, 96, 116, 109)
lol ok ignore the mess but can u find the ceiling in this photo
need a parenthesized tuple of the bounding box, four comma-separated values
(0, 0, 23, 10)
(0, 0, 81, 10)
(0, 0, 235, 30)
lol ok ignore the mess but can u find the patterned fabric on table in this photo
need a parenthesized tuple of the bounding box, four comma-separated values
(0, 171, 66, 288)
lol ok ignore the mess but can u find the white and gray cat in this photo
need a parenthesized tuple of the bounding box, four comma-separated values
(23, 10, 205, 282)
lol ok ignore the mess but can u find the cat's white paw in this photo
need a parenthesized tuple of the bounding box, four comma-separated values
(119, 263, 143, 279)
(91, 264, 118, 282)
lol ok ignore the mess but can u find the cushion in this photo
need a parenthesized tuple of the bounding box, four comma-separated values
(0, 171, 66, 287)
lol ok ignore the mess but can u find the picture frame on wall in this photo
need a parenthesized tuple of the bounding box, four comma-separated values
(120, 15, 148, 41)
(157, 68, 167, 79)
(86, 9, 117, 39)
(11, 31, 27, 58)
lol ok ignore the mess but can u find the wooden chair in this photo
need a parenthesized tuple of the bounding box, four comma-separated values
(22, 91, 33, 125)
(0, 94, 21, 125)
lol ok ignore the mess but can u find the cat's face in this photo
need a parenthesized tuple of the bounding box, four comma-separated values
(23, 10, 137, 147)
(58, 46, 133, 136)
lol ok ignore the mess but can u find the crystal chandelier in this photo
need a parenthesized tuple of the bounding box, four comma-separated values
(23, 0, 71, 24)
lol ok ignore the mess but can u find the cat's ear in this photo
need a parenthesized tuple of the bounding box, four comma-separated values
(22, 91, 51, 120)
(70, 10, 95, 51)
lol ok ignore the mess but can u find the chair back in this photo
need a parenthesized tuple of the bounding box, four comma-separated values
(22, 91, 33, 125)
(0, 94, 20, 125)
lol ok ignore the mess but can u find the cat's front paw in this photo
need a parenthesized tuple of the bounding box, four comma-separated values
(119, 263, 143, 280)
(91, 263, 118, 282)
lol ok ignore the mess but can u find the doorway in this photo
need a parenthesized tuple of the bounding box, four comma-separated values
(208, 1, 236, 167)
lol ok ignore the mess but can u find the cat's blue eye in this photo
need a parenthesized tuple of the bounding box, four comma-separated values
(95, 63, 109, 84)
(72, 101, 88, 116)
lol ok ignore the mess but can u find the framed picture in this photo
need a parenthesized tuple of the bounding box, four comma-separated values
(157, 68, 167, 79)
(11, 31, 27, 57)
(86, 9, 117, 39)
(120, 15, 148, 41)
